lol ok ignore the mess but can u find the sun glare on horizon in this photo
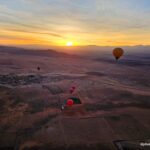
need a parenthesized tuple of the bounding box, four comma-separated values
(66, 41, 73, 46)
(0, 1, 150, 47)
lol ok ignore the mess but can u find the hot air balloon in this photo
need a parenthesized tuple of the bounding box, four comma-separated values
(67, 99, 74, 106)
(69, 86, 76, 94)
(70, 89, 74, 94)
(37, 66, 40, 71)
(72, 86, 76, 90)
(113, 48, 124, 60)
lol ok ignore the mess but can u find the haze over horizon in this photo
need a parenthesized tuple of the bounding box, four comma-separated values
(0, 0, 150, 50)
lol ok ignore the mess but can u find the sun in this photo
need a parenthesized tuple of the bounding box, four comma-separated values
(66, 41, 73, 46)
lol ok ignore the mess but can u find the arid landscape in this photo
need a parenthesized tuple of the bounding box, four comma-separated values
(0, 46, 150, 150)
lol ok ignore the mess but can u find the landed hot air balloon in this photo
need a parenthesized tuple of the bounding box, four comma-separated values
(67, 99, 74, 106)
(69, 86, 76, 94)
(61, 97, 81, 110)
(70, 89, 74, 94)
(113, 48, 124, 60)
(72, 86, 76, 90)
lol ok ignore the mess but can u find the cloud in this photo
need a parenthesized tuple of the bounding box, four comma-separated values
(0, 0, 150, 46)
(3, 28, 64, 38)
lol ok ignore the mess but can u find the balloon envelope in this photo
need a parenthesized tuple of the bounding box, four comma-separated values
(113, 48, 124, 60)
(70, 89, 74, 94)
(72, 86, 76, 90)
(67, 99, 74, 106)
(37, 67, 40, 70)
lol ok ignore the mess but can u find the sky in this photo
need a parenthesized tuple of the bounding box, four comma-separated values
(0, 0, 150, 47)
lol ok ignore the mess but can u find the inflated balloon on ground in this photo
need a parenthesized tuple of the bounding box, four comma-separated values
(67, 99, 74, 106)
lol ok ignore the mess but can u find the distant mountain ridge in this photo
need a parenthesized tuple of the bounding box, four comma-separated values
(0, 45, 150, 59)
(0, 45, 78, 58)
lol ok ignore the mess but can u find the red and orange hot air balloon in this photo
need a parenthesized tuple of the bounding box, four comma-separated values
(113, 48, 124, 60)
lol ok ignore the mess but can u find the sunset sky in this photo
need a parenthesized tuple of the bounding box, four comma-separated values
(0, 0, 150, 47)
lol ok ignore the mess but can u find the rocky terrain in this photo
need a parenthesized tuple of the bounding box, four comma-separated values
(0, 47, 150, 150)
